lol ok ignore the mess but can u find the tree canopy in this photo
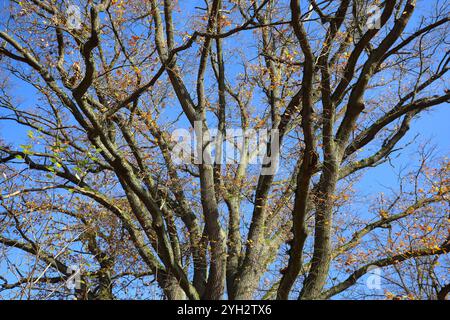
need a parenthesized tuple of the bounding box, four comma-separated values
(0, 0, 449, 300)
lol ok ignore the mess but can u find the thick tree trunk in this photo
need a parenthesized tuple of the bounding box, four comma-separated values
(300, 161, 339, 299)
(95, 269, 114, 300)
(154, 271, 188, 300)
(225, 198, 242, 300)
(233, 263, 264, 300)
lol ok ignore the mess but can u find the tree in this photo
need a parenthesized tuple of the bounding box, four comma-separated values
(0, 0, 449, 300)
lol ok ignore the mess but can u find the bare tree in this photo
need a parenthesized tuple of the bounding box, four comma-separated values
(0, 0, 449, 300)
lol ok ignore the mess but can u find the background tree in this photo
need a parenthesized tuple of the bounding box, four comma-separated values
(0, 0, 449, 300)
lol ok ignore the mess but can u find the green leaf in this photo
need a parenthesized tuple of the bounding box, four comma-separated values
(19, 144, 31, 150)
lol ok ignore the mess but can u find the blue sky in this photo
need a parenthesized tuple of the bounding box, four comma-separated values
(358, 103, 449, 193)
(0, 0, 449, 299)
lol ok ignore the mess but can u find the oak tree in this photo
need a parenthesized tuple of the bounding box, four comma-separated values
(0, 0, 449, 300)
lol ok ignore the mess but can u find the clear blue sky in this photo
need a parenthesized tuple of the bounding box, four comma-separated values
(0, 0, 449, 299)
